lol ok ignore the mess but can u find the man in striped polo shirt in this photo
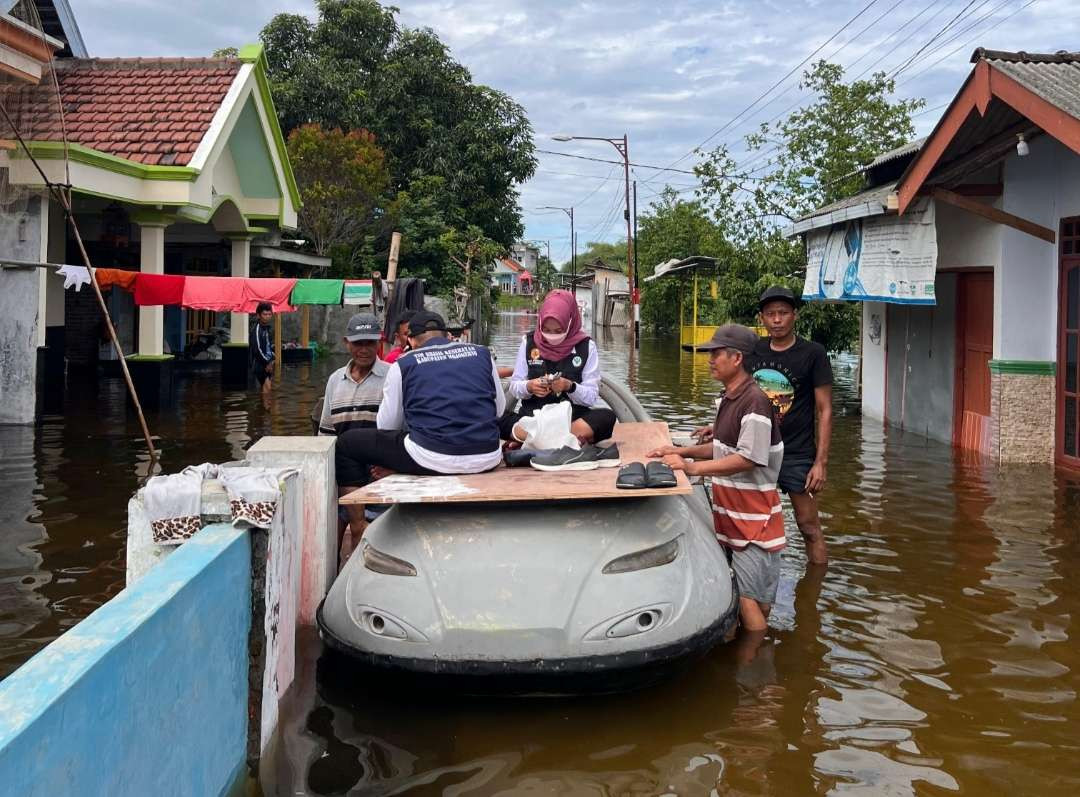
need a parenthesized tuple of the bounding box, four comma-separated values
(318, 313, 388, 437)
(650, 324, 785, 632)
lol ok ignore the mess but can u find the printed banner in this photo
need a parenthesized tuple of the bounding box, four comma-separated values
(342, 279, 373, 305)
(803, 198, 937, 305)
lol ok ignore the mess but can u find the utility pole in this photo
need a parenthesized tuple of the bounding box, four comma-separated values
(541, 206, 574, 287)
(633, 180, 640, 348)
(551, 132, 636, 349)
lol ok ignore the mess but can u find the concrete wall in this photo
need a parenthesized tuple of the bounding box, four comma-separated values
(0, 524, 251, 797)
(885, 273, 958, 444)
(999, 136, 1080, 361)
(0, 190, 44, 424)
(861, 301, 888, 420)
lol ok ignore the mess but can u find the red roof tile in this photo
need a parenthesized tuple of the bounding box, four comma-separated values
(8, 57, 241, 167)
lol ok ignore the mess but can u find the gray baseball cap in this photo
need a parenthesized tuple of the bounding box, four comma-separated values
(344, 312, 381, 342)
(695, 323, 760, 353)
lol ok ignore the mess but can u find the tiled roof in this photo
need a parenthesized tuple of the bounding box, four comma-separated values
(14, 57, 241, 166)
(973, 49, 1080, 122)
(501, 257, 524, 273)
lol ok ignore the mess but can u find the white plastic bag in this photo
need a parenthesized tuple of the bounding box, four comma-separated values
(518, 402, 580, 452)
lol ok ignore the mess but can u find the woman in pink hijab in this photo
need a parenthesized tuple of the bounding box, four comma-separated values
(501, 289, 616, 445)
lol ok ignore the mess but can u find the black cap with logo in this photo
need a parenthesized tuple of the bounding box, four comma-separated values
(344, 312, 381, 342)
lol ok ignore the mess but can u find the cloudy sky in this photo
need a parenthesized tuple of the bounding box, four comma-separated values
(77, 0, 1078, 264)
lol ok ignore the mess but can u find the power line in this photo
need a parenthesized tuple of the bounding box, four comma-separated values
(535, 148, 697, 175)
(662, 0, 886, 172)
(889, 0, 985, 79)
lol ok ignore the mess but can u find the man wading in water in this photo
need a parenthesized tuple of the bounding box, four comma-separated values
(747, 285, 832, 565)
(250, 302, 275, 404)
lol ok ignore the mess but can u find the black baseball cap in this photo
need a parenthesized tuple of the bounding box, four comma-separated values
(344, 312, 381, 342)
(695, 323, 759, 353)
(408, 310, 447, 336)
(758, 284, 798, 310)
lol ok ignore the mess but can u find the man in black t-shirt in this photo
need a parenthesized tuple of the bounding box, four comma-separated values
(745, 286, 833, 565)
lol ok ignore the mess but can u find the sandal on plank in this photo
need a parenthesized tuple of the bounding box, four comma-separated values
(644, 461, 678, 488)
(615, 462, 647, 489)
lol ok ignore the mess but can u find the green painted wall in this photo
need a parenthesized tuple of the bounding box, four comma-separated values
(227, 98, 282, 200)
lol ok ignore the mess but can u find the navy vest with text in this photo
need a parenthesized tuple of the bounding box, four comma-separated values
(397, 337, 499, 455)
(519, 332, 591, 414)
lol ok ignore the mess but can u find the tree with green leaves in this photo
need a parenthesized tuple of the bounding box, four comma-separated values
(259, 0, 536, 263)
(687, 61, 922, 352)
(565, 240, 628, 273)
(286, 124, 391, 274)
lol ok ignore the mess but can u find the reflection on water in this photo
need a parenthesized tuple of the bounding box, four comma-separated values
(4, 313, 1080, 793)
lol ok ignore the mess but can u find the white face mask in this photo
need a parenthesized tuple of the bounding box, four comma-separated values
(541, 329, 568, 346)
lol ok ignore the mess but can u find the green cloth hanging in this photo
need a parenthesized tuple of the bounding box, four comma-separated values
(290, 279, 344, 305)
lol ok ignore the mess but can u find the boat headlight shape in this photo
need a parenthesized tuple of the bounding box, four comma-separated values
(361, 542, 417, 576)
(602, 535, 681, 574)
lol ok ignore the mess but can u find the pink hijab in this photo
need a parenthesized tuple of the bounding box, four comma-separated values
(535, 289, 589, 361)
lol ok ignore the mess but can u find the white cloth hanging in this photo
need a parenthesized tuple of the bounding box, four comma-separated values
(56, 265, 91, 292)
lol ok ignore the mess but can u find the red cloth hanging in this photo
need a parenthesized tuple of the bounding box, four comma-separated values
(239, 277, 297, 313)
(182, 276, 246, 311)
(134, 273, 186, 306)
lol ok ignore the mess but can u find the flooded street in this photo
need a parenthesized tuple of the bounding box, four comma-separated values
(4, 312, 1080, 794)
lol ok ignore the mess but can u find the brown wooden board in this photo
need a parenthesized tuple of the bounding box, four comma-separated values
(339, 421, 691, 506)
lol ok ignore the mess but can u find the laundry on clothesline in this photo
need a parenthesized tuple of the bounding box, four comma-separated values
(182, 276, 246, 311)
(134, 273, 186, 307)
(240, 277, 297, 313)
(94, 268, 138, 292)
(290, 278, 344, 305)
(56, 265, 91, 292)
(343, 279, 373, 305)
(142, 463, 297, 545)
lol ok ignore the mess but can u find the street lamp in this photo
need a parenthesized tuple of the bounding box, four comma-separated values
(550, 133, 637, 348)
(540, 205, 575, 282)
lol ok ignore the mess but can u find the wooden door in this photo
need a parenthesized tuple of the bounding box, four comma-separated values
(1059, 218, 1080, 466)
(954, 272, 994, 453)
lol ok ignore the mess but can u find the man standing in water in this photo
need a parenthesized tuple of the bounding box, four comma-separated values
(747, 286, 833, 565)
(650, 324, 786, 631)
(249, 301, 275, 400)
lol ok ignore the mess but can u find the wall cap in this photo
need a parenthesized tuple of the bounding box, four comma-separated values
(988, 359, 1055, 375)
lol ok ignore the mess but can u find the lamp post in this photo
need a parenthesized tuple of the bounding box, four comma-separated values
(540, 205, 575, 284)
(552, 133, 637, 348)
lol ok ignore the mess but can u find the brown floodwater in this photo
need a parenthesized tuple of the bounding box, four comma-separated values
(3, 312, 1080, 794)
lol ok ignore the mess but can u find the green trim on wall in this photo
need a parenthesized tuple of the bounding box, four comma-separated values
(239, 42, 303, 215)
(988, 359, 1056, 375)
(69, 186, 211, 212)
(24, 142, 199, 181)
(130, 210, 179, 227)
(125, 354, 175, 362)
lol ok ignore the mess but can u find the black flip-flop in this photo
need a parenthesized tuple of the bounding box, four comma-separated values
(615, 462, 647, 489)
(644, 461, 678, 488)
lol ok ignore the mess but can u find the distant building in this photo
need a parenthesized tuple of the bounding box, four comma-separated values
(509, 242, 540, 272)
(789, 48, 1080, 467)
(491, 257, 534, 295)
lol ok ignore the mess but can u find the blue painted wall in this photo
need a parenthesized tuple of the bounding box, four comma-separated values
(0, 524, 251, 797)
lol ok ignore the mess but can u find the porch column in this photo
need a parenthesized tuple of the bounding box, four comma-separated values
(137, 223, 167, 356)
(230, 236, 251, 346)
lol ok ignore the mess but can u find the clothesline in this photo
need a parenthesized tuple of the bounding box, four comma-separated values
(54, 266, 374, 310)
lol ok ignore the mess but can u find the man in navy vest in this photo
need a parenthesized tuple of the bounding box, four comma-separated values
(336, 310, 505, 533)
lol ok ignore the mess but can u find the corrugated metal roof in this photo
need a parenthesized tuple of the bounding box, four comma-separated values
(974, 48, 1080, 121)
(865, 137, 926, 170)
(786, 181, 896, 237)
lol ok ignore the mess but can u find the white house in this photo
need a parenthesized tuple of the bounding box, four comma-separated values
(791, 48, 1080, 467)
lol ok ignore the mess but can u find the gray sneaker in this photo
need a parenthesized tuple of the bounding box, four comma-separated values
(530, 443, 621, 472)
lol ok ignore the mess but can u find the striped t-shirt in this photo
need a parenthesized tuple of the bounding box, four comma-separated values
(318, 359, 389, 436)
(709, 378, 786, 551)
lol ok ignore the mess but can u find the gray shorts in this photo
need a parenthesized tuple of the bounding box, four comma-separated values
(730, 544, 781, 605)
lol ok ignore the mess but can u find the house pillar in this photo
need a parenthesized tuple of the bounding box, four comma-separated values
(127, 220, 174, 410)
(222, 236, 252, 388)
(0, 192, 45, 424)
(136, 223, 167, 356)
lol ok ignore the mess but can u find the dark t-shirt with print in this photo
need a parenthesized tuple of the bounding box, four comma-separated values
(745, 337, 832, 460)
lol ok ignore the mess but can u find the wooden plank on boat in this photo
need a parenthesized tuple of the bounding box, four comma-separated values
(339, 421, 692, 505)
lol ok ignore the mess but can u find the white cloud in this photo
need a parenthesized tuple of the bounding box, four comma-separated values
(74, 0, 1080, 263)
